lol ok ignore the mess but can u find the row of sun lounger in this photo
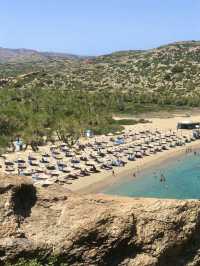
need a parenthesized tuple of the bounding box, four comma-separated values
(0, 129, 196, 186)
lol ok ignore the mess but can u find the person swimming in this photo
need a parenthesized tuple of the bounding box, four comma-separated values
(160, 174, 166, 183)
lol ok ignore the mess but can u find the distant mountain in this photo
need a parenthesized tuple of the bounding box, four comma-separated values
(0, 47, 82, 63)
(0, 48, 46, 63)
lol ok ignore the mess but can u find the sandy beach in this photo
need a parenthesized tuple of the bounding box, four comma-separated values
(2, 111, 200, 193)
(71, 140, 200, 194)
(66, 113, 200, 193)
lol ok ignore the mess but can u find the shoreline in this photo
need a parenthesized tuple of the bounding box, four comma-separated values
(2, 112, 200, 194)
(73, 140, 200, 194)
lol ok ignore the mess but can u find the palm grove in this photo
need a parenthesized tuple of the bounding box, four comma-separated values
(0, 86, 125, 153)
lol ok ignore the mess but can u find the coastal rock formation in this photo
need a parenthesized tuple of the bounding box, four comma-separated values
(1, 175, 200, 265)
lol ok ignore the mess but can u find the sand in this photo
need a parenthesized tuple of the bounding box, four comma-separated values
(66, 113, 200, 193)
(2, 112, 200, 193)
(70, 141, 200, 194)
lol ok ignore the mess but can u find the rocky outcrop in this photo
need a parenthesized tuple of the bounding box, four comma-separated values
(1, 175, 200, 265)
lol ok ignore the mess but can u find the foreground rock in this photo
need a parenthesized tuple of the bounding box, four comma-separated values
(1, 175, 200, 265)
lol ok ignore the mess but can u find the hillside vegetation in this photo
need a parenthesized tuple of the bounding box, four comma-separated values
(1, 41, 200, 111)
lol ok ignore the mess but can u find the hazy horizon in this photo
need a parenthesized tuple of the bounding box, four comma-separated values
(1, 39, 200, 57)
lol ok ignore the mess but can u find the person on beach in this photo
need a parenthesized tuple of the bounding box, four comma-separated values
(112, 169, 115, 176)
(133, 172, 136, 178)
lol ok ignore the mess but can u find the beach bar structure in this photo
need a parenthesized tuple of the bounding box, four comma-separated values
(177, 120, 200, 130)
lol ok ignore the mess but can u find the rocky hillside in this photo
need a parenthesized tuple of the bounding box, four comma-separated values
(1, 174, 200, 265)
(2, 41, 200, 109)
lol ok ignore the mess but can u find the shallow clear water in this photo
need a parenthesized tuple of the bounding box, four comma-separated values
(103, 151, 200, 199)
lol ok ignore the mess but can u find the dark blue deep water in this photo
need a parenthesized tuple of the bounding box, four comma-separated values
(103, 151, 200, 199)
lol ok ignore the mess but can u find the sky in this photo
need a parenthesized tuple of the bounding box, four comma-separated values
(0, 0, 200, 55)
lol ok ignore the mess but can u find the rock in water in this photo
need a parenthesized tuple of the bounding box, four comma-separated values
(1, 175, 200, 265)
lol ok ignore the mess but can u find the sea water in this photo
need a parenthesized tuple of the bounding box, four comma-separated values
(103, 151, 200, 199)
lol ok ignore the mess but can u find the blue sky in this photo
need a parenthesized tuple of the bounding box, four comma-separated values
(0, 0, 200, 55)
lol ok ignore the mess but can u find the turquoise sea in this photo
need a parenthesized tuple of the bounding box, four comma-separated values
(103, 151, 200, 199)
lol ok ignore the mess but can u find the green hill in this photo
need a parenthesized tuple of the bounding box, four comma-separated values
(1, 41, 200, 111)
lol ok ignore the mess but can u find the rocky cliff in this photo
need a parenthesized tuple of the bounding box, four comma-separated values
(1, 175, 200, 266)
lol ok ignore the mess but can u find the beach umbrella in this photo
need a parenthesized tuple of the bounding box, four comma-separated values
(5, 167, 15, 172)
(46, 163, 56, 170)
(54, 155, 64, 160)
(22, 170, 32, 176)
(148, 144, 154, 148)
(50, 145, 57, 149)
(42, 153, 50, 158)
(60, 166, 71, 173)
(129, 144, 135, 148)
(18, 163, 27, 169)
(35, 167, 45, 173)
(5, 160, 14, 166)
(50, 170, 60, 177)
(60, 143, 68, 147)
(16, 158, 26, 163)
